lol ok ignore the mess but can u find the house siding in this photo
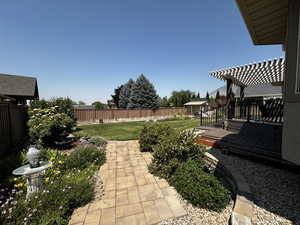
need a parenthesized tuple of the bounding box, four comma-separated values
(282, 0, 300, 165)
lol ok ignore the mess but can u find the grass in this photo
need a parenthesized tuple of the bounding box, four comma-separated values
(75, 118, 199, 140)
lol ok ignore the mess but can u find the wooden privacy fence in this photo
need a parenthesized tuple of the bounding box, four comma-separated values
(74, 107, 187, 122)
(0, 103, 28, 156)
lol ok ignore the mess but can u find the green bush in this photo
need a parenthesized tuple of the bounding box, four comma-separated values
(139, 123, 174, 152)
(89, 137, 107, 149)
(62, 145, 106, 171)
(30, 97, 77, 122)
(149, 130, 204, 178)
(169, 160, 231, 212)
(28, 106, 75, 147)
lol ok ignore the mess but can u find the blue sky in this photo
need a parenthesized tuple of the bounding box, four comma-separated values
(0, 0, 283, 104)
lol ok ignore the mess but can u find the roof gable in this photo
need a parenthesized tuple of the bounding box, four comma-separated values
(0, 73, 39, 99)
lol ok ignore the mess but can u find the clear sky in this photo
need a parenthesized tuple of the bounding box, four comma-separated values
(0, 0, 283, 104)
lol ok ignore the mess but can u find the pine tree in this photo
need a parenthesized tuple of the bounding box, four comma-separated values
(197, 92, 200, 98)
(111, 85, 123, 108)
(119, 79, 135, 109)
(128, 74, 160, 109)
(216, 90, 220, 100)
(206, 92, 210, 102)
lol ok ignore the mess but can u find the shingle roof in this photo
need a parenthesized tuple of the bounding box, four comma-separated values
(0, 73, 38, 99)
(210, 83, 282, 98)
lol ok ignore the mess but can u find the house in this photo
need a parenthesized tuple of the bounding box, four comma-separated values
(184, 100, 207, 115)
(210, 83, 283, 100)
(0, 73, 39, 104)
(206, 0, 300, 165)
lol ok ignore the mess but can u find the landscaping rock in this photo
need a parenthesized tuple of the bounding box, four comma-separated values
(158, 193, 234, 225)
(209, 148, 300, 225)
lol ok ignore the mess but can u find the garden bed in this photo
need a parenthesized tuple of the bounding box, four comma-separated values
(0, 137, 107, 225)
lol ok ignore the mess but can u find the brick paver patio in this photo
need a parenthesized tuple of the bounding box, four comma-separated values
(69, 141, 187, 225)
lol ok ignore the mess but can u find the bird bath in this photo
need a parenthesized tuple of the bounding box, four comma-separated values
(12, 146, 52, 197)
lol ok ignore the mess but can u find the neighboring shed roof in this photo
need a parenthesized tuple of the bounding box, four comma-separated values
(0, 73, 39, 99)
(236, 0, 288, 45)
(209, 57, 285, 87)
(184, 101, 207, 106)
(210, 83, 282, 98)
(73, 105, 96, 110)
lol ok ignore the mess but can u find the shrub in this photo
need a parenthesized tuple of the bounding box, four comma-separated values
(30, 97, 77, 122)
(169, 160, 231, 212)
(149, 130, 204, 178)
(62, 145, 106, 171)
(28, 106, 75, 147)
(89, 137, 107, 149)
(139, 123, 175, 152)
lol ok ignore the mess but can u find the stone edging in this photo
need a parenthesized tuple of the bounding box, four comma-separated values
(204, 152, 254, 225)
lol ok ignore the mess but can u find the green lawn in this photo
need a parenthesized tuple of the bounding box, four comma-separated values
(75, 119, 199, 140)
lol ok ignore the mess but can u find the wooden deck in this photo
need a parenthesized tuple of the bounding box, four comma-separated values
(196, 121, 285, 163)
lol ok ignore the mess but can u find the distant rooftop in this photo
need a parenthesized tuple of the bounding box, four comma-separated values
(73, 105, 96, 110)
(184, 101, 207, 106)
(210, 83, 282, 98)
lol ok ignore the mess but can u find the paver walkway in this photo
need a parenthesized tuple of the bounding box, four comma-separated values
(69, 141, 187, 225)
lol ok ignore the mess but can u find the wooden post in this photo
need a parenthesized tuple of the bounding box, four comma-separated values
(226, 79, 233, 120)
(240, 86, 245, 119)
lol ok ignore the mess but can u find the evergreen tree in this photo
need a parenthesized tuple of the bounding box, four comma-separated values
(216, 90, 220, 100)
(111, 85, 123, 108)
(119, 79, 135, 109)
(206, 92, 210, 102)
(197, 92, 200, 98)
(128, 74, 159, 109)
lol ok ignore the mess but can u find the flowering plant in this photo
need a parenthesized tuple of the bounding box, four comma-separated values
(28, 106, 75, 147)
(1, 144, 106, 225)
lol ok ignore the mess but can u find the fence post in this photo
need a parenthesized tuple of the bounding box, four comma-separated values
(93, 109, 96, 122)
(215, 108, 218, 123)
(200, 110, 203, 126)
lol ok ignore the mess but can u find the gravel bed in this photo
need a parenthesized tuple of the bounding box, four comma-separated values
(158, 188, 234, 225)
(209, 148, 300, 225)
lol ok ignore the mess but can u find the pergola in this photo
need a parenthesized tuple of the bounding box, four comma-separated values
(209, 57, 285, 119)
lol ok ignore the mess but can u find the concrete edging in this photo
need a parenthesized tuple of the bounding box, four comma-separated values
(204, 152, 254, 225)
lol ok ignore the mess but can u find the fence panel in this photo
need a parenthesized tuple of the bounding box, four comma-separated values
(0, 104, 11, 156)
(74, 107, 187, 122)
(0, 103, 28, 156)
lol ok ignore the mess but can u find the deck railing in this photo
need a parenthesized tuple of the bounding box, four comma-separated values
(199, 98, 284, 126)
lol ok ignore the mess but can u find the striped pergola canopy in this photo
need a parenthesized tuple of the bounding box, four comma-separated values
(209, 58, 285, 87)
